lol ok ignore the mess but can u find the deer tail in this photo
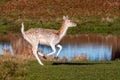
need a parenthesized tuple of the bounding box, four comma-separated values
(21, 22, 25, 35)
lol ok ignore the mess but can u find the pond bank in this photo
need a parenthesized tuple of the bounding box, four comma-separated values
(0, 34, 120, 61)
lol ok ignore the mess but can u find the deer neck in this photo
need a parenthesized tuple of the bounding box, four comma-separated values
(59, 22, 68, 39)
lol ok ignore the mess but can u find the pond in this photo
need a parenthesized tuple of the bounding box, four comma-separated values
(0, 42, 13, 55)
(0, 34, 120, 61)
(39, 43, 112, 61)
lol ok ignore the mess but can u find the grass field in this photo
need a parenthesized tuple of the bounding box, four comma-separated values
(1, 56, 120, 80)
(26, 60, 120, 80)
(0, 0, 120, 34)
(0, 0, 120, 79)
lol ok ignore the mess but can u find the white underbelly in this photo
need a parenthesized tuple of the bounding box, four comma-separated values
(39, 39, 49, 45)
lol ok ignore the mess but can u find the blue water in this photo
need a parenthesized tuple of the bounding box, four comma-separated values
(0, 42, 13, 55)
(0, 42, 112, 61)
(39, 44, 112, 61)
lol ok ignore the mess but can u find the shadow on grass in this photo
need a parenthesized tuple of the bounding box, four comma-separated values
(52, 62, 111, 65)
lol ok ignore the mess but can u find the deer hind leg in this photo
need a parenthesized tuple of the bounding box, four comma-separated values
(37, 49, 47, 59)
(38, 52, 44, 56)
(55, 44, 62, 58)
(32, 45, 43, 65)
(37, 48, 44, 57)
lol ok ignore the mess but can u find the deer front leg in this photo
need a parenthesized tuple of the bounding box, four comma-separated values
(32, 45, 44, 65)
(46, 44, 56, 56)
(54, 44, 62, 59)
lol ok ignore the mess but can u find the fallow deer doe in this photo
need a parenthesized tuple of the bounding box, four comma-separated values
(21, 16, 76, 65)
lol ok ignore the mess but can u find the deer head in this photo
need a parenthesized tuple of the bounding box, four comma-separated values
(63, 16, 77, 27)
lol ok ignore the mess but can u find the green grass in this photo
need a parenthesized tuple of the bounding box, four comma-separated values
(26, 60, 120, 80)
(0, 56, 28, 80)
(0, 0, 119, 35)
(0, 56, 120, 80)
(0, 25, 8, 33)
(0, 18, 120, 35)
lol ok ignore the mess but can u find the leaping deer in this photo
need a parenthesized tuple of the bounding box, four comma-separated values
(21, 16, 76, 65)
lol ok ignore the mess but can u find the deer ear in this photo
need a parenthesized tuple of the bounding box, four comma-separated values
(66, 15, 69, 19)
(63, 16, 66, 20)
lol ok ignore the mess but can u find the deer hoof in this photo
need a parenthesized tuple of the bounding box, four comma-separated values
(54, 57, 59, 60)
(43, 56, 47, 59)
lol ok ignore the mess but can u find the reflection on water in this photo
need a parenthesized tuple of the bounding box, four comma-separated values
(0, 34, 120, 61)
(39, 44, 112, 61)
(62, 44, 112, 61)
(0, 42, 13, 55)
(0, 41, 112, 61)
